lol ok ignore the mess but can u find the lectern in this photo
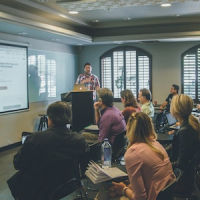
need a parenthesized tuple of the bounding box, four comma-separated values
(71, 91, 94, 131)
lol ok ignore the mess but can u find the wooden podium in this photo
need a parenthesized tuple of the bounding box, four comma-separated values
(71, 91, 94, 131)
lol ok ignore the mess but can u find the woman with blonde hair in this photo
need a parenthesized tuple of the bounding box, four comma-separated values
(110, 112, 175, 200)
(170, 94, 200, 195)
(120, 90, 141, 123)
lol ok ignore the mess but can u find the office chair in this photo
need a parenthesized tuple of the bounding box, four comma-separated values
(157, 168, 183, 200)
(155, 110, 168, 133)
(157, 167, 200, 200)
(112, 131, 127, 162)
(48, 160, 88, 200)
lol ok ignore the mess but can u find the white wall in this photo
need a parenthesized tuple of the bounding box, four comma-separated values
(0, 33, 78, 148)
(78, 42, 200, 103)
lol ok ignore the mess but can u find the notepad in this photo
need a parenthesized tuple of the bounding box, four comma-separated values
(85, 161, 127, 184)
(84, 125, 99, 132)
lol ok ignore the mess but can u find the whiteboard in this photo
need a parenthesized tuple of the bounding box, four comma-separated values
(0, 43, 28, 114)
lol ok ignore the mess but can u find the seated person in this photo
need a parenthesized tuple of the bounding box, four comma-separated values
(170, 94, 200, 195)
(160, 84, 179, 111)
(7, 101, 88, 200)
(94, 88, 126, 144)
(110, 112, 175, 200)
(120, 89, 141, 123)
(138, 88, 154, 118)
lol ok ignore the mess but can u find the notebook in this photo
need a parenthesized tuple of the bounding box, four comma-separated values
(85, 161, 128, 184)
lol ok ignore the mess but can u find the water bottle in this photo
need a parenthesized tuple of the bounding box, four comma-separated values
(101, 138, 112, 168)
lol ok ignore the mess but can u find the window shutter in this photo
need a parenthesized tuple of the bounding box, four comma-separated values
(198, 48, 200, 100)
(138, 55, 150, 90)
(47, 59, 56, 97)
(38, 55, 46, 95)
(125, 51, 137, 97)
(101, 57, 112, 90)
(113, 51, 124, 98)
(100, 47, 152, 99)
(183, 54, 196, 99)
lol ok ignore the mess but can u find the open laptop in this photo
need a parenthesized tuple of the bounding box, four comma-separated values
(73, 84, 88, 91)
(165, 113, 180, 130)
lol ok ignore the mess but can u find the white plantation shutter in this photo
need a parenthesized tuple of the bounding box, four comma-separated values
(28, 55, 56, 98)
(183, 54, 196, 99)
(47, 59, 56, 97)
(198, 48, 200, 100)
(100, 47, 151, 99)
(138, 55, 150, 90)
(113, 51, 124, 98)
(126, 51, 137, 97)
(101, 57, 112, 90)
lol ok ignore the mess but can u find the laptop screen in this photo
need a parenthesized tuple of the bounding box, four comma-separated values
(166, 113, 177, 126)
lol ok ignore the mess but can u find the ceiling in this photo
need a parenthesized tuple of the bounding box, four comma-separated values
(0, 0, 200, 45)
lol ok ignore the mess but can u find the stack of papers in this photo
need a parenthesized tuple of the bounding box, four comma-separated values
(84, 125, 99, 132)
(85, 161, 128, 184)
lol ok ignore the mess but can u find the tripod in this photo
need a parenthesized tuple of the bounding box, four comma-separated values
(38, 114, 48, 131)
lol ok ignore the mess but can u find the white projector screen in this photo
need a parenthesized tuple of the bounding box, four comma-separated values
(0, 43, 28, 114)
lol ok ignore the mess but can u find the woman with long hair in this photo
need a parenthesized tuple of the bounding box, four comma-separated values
(110, 112, 175, 200)
(170, 94, 200, 195)
(120, 90, 141, 123)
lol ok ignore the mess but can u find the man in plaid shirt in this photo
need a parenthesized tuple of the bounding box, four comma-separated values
(76, 63, 100, 100)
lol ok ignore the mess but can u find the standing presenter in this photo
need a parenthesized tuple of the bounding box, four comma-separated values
(76, 62, 100, 100)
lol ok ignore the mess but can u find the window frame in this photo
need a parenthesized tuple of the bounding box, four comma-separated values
(181, 45, 200, 103)
(100, 46, 152, 101)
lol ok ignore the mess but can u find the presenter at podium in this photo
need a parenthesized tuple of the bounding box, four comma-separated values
(76, 62, 100, 100)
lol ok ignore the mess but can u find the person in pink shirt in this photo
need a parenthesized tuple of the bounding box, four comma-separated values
(120, 89, 141, 123)
(110, 112, 175, 200)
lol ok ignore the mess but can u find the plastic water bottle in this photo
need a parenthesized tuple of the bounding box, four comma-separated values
(101, 138, 112, 168)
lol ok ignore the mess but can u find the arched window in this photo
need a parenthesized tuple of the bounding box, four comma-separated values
(100, 46, 152, 99)
(182, 45, 200, 102)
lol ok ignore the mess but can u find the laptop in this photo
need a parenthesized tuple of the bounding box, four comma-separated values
(73, 84, 88, 91)
(165, 113, 180, 130)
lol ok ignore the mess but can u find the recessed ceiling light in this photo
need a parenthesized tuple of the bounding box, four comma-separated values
(69, 11, 79, 15)
(51, 38, 60, 42)
(59, 14, 67, 18)
(161, 3, 171, 7)
(18, 32, 28, 35)
(113, 41, 123, 44)
(93, 19, 99, 23)
(127, 17, 131, 21)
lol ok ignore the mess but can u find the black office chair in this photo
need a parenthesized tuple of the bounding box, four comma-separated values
(48, 160, 88, 200)
(155, 110, 168, 133)
(49, 178, 85, 200)
(112, 131, 127, 162)
(157, 168, 183, 200)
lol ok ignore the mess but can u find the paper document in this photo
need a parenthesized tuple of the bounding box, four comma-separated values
(85, 161, 127, 184)
(84, 125, 99, 132)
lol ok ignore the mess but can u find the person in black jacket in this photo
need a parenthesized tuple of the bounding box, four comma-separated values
(170, 94, 200, 195)
(160, 84, 179, 112)
(7, 101, 88, 200)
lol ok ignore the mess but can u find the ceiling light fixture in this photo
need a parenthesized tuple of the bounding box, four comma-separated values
(59, 14, 67, 18)
(161, 3, 171, 7)
(69, 11, 79, 15)
(93, 19, 99, 23)
(18, 32, 28, 35)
